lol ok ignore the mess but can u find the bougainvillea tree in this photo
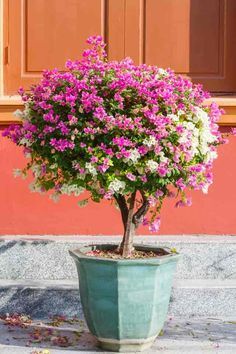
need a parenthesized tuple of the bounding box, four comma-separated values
(3, 36, 225, 257)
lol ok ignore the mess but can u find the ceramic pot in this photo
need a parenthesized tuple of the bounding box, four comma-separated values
(69, 244, 180, 352)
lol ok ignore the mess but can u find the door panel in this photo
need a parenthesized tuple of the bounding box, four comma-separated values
(126, 0, 236, 93)
(4, 0, 106, 93)
(4, 0, 236, 94)
(26, 0, 104, 71)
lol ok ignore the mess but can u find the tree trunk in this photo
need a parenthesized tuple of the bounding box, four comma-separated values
(116, 190, 149, 257)
(122, 191, 136, 257)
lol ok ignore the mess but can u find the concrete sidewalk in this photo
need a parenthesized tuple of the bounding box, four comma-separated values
(0, 317, 235, 353)
(0, 236, 235, 353)
(0, 235, 236, 319)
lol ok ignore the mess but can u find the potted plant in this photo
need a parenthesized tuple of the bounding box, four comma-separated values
(3, 36, 225, 352)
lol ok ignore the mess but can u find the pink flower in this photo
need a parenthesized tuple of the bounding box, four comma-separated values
(168, 191, 176, 198)
(148, 196, 156, 206)
(176, 178, 186, 190)
(140, 175, 147, 183)
(112, 137, 133, 148)
(90, 156, 98, 163)
(138, 146, 148, 155)
(68, 115, 78, 125)
(157, 166, 168, 177)
(175, 197, 192, 208)
(98, 164, 109, 173)
(231, 128, 236, 135)
(149, 218, 161, 233)
(155, 189, 164, 198)
(104, 192, 113, 199)
(50, 138, 74, 152)
(142, 217, 149, 226)
(126, 173, 136, 181)
(94, 106, 106, 120)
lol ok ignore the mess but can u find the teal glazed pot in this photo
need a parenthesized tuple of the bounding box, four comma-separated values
(69, 244, 180, 352)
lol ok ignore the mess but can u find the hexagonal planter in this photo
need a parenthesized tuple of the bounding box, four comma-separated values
(69, 244, 180, 352)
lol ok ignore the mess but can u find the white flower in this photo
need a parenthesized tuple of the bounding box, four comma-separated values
(194, 108, 218, 144)
(198, 127, 217, 156)
(194, 107, 209, 124)
(190, 136, 199, 156)
(19, 137, 32, 147)
(146, 160, 158, 172)
(200, 128, 217, 144)
(183, 121, 195, 131)
(13, 106, 31, 120)
(13, 169, 22, 177)
(210, 150, 218, 160)
(143, 136, 156, 148)
(50, 163, 58, 170)
(177, 110, 185, 117)
(204, 150, 218, 163)
(169, 114, 179, 122)
(192, 127, 200, 138)
(76, 173, 86, 180)
(159, 152, 168, 163)
(60, 184, 84, 196)
(50, 193, 60, 202)
(136, 166, 144, 174)
(23, 103, 31, 117)
(155, 68, 167, 79)
(178, 133, 188, 144)
(159, 68, 167, 75)
(29, 182, 42, 193)
(31, 164, 42, 178)
(108, 179, 126, 193)
(85, 162, 97, 176)
(202, 184, 209, 194)
(127, 149, 141, 163)
(13, 109, 24, 118)
(200, 143, 209, 155)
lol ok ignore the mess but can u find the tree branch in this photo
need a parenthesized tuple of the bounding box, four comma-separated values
(114, 194, 128, 227)
(132, 191, 149, 227)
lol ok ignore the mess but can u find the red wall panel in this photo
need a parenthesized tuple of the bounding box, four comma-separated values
(0, 129, 235, 235)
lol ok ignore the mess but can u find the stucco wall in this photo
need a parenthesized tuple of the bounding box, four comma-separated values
(0, 128, 235, 235)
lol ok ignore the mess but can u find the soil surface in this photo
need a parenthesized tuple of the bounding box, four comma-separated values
(85, 248, 169, 259)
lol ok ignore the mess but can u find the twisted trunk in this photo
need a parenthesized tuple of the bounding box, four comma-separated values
(122, 191, 136, 257)
(116, 191, 150, 257)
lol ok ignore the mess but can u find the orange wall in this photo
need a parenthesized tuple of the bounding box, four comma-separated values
(0, 128, 235, 235)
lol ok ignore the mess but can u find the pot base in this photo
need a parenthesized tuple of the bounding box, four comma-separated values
(97, 335, 156, 352)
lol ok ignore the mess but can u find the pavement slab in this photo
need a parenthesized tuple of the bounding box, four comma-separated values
(0, 279, 235, 318)
(0, 316, 235, 353)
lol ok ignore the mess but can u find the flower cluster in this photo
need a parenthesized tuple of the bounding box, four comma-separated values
(3, 35, 225, 232)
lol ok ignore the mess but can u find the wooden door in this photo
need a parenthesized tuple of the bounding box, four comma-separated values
(124, 0, 236, 93)
(4, 0, 107, 94)
(145, 0, 236, 92)
(4, 0, 236, 94)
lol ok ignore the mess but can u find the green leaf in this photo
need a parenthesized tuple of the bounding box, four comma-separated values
(77, 199, 89, 208)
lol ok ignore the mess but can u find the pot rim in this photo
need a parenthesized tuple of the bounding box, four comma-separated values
(69, 243, 180, 265)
